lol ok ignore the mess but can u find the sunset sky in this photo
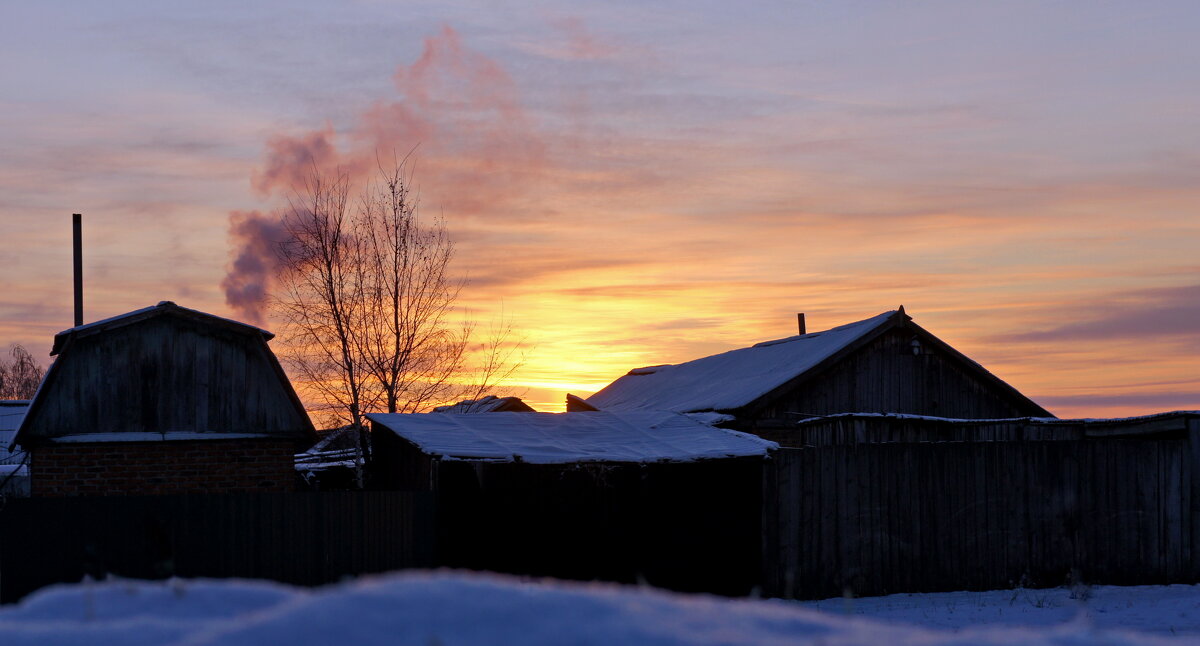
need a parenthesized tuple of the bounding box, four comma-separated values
(2, 2, 1198, 416)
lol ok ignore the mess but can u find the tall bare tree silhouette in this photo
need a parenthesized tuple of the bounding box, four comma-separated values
(273, 157, 522, 429)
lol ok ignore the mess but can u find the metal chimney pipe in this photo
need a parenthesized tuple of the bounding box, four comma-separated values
(72, 213, 83, 327)
(797, 312, 806, 335)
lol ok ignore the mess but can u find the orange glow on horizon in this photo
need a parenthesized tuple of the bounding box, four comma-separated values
(3, 18, 1198, 421)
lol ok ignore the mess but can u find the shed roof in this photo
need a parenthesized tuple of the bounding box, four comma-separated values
(587, 310, 898, 414)
(367, 411, 776, 464)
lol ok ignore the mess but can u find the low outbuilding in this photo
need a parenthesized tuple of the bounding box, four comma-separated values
(368, 410, 775, 594)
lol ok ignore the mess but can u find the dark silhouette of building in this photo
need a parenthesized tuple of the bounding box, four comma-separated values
(586, 307, 1051, 436)
(12, 301, 314, 496)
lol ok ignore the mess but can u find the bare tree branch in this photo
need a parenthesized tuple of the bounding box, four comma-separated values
(270, 155, 525, 431)
(0, 344, 46, 400)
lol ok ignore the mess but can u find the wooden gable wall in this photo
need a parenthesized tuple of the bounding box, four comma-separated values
(23, 316, 309, 440)
(743, 326, 1043, 430)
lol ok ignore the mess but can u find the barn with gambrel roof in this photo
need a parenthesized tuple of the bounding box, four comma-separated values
(11, 301, 315, 496)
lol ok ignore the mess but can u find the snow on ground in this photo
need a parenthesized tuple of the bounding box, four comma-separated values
(1, 572, 1196, 646)
(799, 585, 1200, 637)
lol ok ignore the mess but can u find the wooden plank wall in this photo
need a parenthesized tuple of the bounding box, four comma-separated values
(758, 413, 1197, 448)
(754, 328, 1042, 425)
(0, 491, 435, 604)
(756, 417, 1084, 447)
(28, 317, 308, 439)
(764, 439, 1192, 599)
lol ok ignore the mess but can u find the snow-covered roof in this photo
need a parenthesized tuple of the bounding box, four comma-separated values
(0, 400, 30, 459)
(367, 411, 776, 464)
(432, 395, 534, 413)
(587, 311, 898, 413)
(295, 426, 367, 472)
(51, 300, 273, 355)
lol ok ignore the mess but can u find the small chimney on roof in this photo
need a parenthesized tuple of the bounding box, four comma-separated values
(72, 213, 83, 327)
(797, 312, 806, 336)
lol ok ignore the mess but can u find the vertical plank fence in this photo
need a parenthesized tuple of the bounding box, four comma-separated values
(0, 491, 434, 604)
(764, 438, 1193, 599)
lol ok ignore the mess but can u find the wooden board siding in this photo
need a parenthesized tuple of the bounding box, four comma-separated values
(746, 327, 1041, 429)
(0, 492, 435, 604)
(369, 424, 437, 491)
(763, 439, 1194, 599)
(22, 316, 309, 441)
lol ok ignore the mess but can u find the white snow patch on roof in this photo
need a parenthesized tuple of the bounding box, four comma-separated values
(1, 400, 30, 457)
(367, 411, 775, 463)
(0, 463, 28, 477)
(433, 395, 524, 413)
(587, 311, 896, 413)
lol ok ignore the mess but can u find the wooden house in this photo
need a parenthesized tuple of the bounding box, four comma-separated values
(585, 307, 1051, 436)
(11, 301, 315, 496)
(368, 410, 775, 594)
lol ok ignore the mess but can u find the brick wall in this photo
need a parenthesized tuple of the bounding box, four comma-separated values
(31, 439, 298, 497)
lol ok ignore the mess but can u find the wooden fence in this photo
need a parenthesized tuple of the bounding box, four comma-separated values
(764, 438, 1195, 599)
(0, 491, 435, 604)
(436, 458, 763, 596)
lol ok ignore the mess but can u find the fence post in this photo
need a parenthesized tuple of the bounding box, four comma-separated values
(1188, 418, 1200, 580)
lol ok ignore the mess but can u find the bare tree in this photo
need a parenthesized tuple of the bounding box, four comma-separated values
(454, 314, 527, 411)
(355, 160, 469, 414)
(0, 344, 45, 400)
(272, 158, 522, 428)
(274, 167, 370, 429)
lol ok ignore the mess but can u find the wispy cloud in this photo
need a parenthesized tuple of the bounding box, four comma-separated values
(995, 285, 1200, 345)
